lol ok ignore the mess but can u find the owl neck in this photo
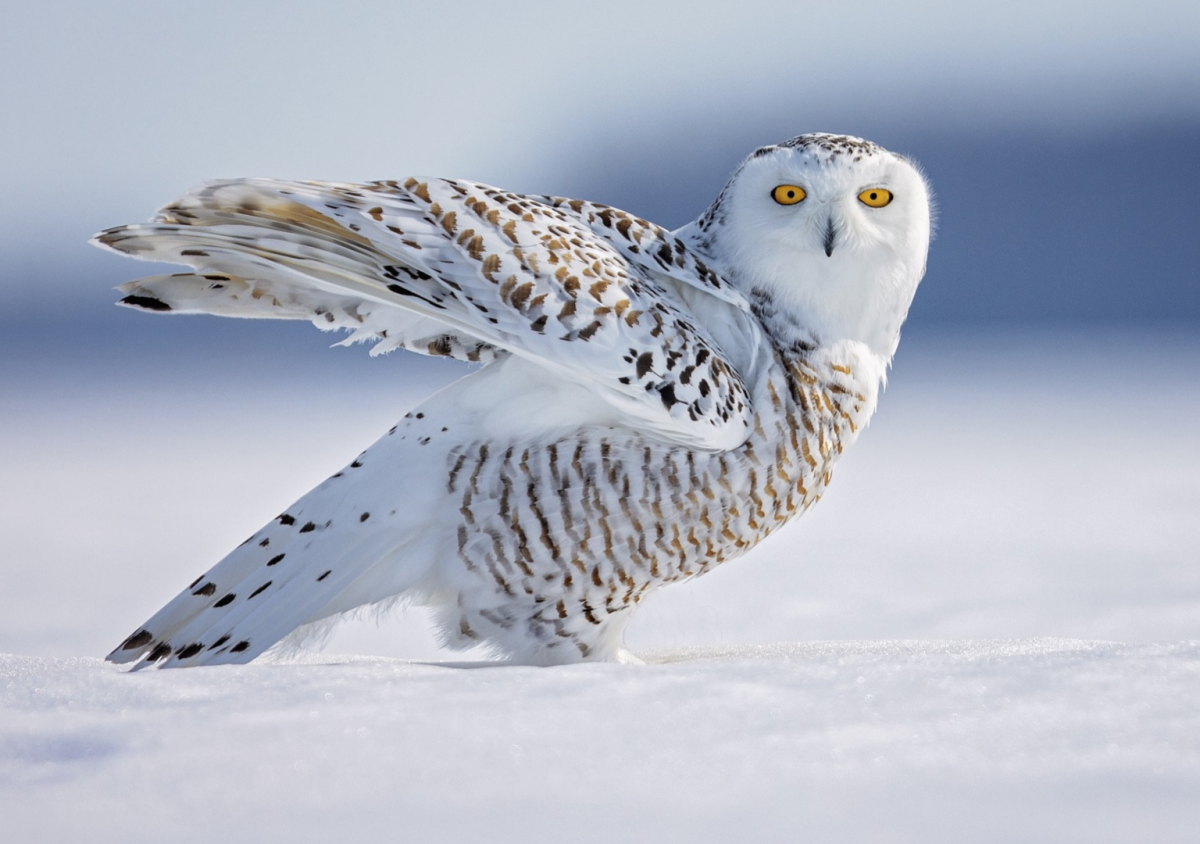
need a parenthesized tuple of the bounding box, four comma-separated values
(675, 218, 915, 363)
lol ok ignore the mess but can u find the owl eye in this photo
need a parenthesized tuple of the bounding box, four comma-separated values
(858, 188, 893, 208)
(771, 185, 806, 205)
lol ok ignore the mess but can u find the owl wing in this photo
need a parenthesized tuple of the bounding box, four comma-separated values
(537, 195, 748, 308)
(94, 178, 756, 451)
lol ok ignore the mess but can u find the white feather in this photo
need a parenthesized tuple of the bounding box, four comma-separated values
(99, 133, 931, 668)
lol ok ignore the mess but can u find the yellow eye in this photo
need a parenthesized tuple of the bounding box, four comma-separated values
(771, 185, 806, 205)
(858, 188, 893, 208)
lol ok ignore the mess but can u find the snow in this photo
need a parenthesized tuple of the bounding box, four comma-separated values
(3, 642, 1199, 842)
(2, 324, 1199, 840)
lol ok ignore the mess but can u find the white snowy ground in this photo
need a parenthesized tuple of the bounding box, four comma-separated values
(2, 324, 1199, 842)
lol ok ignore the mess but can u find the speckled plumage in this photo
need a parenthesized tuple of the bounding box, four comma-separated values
(95, 133, 932, 668)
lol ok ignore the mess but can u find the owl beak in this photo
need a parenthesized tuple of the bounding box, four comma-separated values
(822, 216, 836, 258)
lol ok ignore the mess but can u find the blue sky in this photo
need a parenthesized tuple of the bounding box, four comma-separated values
(1, 0, 1197, 331)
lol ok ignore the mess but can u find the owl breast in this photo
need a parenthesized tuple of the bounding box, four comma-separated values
(430, 342, 879, 663)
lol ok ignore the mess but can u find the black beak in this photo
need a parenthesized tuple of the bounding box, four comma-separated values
(823, 216, 836, 258)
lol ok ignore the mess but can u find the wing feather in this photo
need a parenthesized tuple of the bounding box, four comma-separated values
(109, 424, 447, 669)
(94, 177, 756, 450)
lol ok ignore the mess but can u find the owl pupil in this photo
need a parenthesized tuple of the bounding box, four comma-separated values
(870, 192, 877, 199)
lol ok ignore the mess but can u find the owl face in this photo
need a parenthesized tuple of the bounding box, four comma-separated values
(711, 135, 932, 358)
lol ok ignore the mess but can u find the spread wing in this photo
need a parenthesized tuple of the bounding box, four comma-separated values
(94, 178, 756, 450)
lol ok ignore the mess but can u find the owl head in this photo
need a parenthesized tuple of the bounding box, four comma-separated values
(682, 134, 932, 359)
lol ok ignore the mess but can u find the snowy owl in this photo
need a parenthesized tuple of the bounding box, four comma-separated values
(95, 133, 931, 669)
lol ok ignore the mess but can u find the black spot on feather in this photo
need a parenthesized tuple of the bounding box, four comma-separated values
(230, 641, 250, 653)
(119, 295, 171, 311)
(635, 352, 654, 379)
(267, 554, 285, 566)
(122, 630, 152, 650)
(214, 593, 235, 607)
(385, 281, 445, 310)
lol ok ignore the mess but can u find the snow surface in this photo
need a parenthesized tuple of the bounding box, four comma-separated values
(3, 641, 1200, 843)
(2, 325, 1199, 840)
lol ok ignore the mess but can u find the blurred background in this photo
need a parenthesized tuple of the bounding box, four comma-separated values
(2, 0, 1197, 659)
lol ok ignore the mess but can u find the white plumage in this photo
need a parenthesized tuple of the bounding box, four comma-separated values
(96, 133, 931, 668)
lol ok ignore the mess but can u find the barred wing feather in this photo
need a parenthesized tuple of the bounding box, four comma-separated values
(94, 178, 756, 451)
